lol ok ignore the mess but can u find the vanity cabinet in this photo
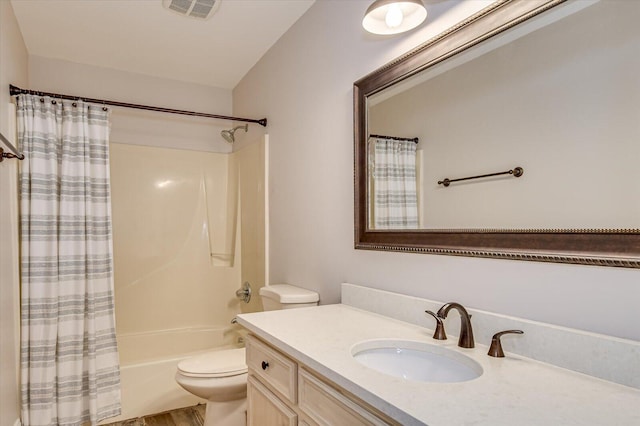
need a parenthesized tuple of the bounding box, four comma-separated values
(247, 375, 297, 426)
(246, 334, 396, 426)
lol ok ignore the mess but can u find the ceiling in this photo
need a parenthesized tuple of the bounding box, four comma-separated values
(11, 0, 315, 90)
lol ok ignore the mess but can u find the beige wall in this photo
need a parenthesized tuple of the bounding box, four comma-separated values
(0, 104, 21, 426)
(0, 1, 27, 424)
(233, 0, 640, 341)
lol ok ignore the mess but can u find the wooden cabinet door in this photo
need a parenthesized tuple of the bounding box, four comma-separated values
(298, 369, 390, 426)
(248, 375, 297, 426)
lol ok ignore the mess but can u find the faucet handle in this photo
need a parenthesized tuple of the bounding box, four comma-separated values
(425, 310, 447, 340)
(235, 281, 252, 303)
(487, 330, 524, 358)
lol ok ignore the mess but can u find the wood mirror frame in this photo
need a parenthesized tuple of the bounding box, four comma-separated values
(354, 0, 640, 268)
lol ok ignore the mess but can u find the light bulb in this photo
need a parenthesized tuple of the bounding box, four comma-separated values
(363, 0, 427, 35)
(385, 4, 404, 29)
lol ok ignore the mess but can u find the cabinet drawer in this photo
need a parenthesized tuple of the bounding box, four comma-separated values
(246, 334, 297, 404)
(299, 368, 389, 426)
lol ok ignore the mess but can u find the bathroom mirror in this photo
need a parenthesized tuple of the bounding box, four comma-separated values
(354, 0, 640, 267)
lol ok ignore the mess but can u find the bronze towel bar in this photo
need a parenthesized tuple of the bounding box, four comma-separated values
(438, 167, 523, 187)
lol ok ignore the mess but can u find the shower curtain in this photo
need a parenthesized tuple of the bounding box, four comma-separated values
(18, 94, 121, 425)
(370, 137, 419, 229)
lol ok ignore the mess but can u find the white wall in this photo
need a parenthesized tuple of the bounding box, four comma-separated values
(233, 0, 640, 341)
(0, 1, 27, 424)
(29, 56, 234, 153)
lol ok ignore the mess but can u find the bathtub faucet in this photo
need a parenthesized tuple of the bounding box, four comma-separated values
(235, 282, 252, 303)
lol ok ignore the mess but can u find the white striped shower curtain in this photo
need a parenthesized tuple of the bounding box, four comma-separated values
(370, 137, 419, 229)
(18, 94, 121, 426)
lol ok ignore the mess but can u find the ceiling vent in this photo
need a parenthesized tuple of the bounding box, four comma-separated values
(162, 0, 221, 20)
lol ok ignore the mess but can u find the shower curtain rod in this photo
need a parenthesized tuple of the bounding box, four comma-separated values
(0, 129, 25, 161)
(370, 134, 419, 144)
(9, 84, 268, 127)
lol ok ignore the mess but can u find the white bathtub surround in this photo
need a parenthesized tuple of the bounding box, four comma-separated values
(342, 283, 640, 389)
(237, 304, 640, 425)
(116, 326, 233, 365)
(103, 139, 267, 423)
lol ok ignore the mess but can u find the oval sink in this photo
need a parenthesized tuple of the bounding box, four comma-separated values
(351, 339, 482, 383)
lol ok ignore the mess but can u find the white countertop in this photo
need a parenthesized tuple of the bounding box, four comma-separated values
(237, 304, 640, 426)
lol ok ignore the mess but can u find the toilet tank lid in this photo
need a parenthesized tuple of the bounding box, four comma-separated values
(259, 284, 319, 303)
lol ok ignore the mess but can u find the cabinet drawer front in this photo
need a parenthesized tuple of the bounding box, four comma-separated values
(299, 368, 389, 426)
(248, 375, 297, 426)
(246, 334, 297, 403)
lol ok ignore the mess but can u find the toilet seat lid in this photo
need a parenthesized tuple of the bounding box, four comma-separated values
(178, 348, 247, 378)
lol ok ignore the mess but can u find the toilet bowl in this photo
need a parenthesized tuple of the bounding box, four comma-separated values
(175, 284, 319, 426)
(175, 348, 248, 426)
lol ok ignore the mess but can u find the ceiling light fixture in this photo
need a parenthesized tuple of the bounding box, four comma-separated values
(362, 0, 427, 35)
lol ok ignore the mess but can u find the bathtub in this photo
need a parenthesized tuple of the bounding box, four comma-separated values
(99, 326, 243, 424)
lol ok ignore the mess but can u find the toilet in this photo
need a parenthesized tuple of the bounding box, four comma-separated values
(175, 284, 319, 426)
(258, 284, 320, 311)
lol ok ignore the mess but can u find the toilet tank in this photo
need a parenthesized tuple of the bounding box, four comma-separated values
(259, 284, 319, 311)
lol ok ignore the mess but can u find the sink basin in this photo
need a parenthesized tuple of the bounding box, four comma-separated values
(351, 339, 482, 383)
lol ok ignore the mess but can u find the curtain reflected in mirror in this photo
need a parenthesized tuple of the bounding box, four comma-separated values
(368, 136, 420, 229)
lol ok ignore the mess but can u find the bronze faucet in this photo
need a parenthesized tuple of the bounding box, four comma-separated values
(425, 310, 447, 340)
(437, 302, 475, 348)
(487, 330, 523, 357)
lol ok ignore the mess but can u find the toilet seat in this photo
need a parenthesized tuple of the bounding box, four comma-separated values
(178, 348, 247, 378)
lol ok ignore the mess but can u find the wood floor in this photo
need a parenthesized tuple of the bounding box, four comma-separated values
(103, 405, 205, 426)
